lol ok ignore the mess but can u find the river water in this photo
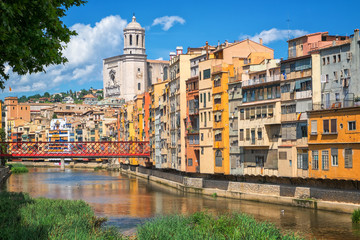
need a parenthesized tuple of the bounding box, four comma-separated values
(4, 168, 360, 239)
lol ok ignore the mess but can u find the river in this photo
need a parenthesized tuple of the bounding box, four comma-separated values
(4, 168, 360, 239)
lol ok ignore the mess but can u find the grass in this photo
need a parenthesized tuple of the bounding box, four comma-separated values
(0, 192, 304, 239)
(137, 211, 304, 240)
(0, 192, 124, 240)
(352, 209, 360, 223)
(7, 163, 29, 174)
(94, 166, 103, 171)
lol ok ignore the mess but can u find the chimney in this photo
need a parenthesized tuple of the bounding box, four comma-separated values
(176, 46, 183, 55)
(205, 41, 209, 60)
(355, 29, 360, 41)
(225, 40, 228, 47)
(259, 38, 263, 45)
(169, 52, 176, 60)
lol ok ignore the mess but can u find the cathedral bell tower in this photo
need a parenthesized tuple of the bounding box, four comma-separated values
(123, 15, 145, 55)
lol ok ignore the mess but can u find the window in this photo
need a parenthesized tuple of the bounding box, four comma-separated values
(268, 105, 273, 117)
(331, 148, 338, 166)
(251, 129, 255, 144)
(246, 128, 250, 140)
(215, 150, 222, 167)
(203, 69, 211, 79)
(327, 57, 330, 65)
(348, 121, 356, 131)
(325, 74, 329, 83)
(322, 58, 326, 65)
(214, 130, 222, 141)
(312, 150, 319, 170)
(136, 35, 139, 46)
(338, 54, 341, 62)
(188, 158, 193, 166)
(257, 128, 262, 140)
(240, 109, 244, 120)
(335, 93, 340, 102)
(208, 111, 211, 121)
(201, 133, 204, 141)
(345, 148, 352, 168)
(245, 108, 250, 119)
(323, 120, 329, 133)
(255, 156, 264, 167)
(138, 83, 141, 90)
(138, 68, 140, 72)
(333, 71, 338, 82)
(311, 120, 317, 135)
(239, 129, 244, 141)
(250, 107, 255, 119)
(331, 119, 337, 133)
(200, 94, 202, 103)
(297, 153, 308, 170)
(333, 55, 337, 63)
(322, 150, 329, 170)
(208, 92, 210, 102)
(279, 151, 287, 160)
(256, 107, 261, 119)
(201, 147, 204, 155)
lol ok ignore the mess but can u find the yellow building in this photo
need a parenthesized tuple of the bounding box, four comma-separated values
(212, 63, 233, 174)
(308, 106, 360, 180)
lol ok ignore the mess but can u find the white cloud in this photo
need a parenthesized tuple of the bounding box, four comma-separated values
(240, 28, 308, 44)
(152, 16, 185, 31)
(5, 15, 127, 94)
(156, 57, 164, 60)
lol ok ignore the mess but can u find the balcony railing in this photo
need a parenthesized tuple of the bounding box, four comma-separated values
(295, 90, 312, 99)
(242, 75, 280, 88)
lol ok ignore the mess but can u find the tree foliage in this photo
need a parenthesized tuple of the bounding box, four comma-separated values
(0, 0, 87, 89)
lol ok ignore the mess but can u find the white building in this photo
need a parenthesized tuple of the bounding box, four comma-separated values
(103, 15, 169, 101)
(63, 96, 74, 104)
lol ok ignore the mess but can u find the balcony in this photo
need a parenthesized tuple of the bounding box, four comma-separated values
(281, 69, 311, 81)
(296, 90, 312, 99)
(212, 65, 224, 74)
(281, 113, 297, 122)
(214, 121, 224, 129)
(242, 75, 281, 88)
(281, 92, 295, 101)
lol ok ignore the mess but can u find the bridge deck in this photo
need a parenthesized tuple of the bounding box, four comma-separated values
(0, 141, 150, 159)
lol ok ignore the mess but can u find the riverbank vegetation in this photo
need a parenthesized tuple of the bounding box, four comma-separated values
(7, 163, 29, 173)
(0, 192, 122, 239)
(0, 191, 303, 239)
(137, 211, 304, 240)
(352, 209, 360, 223)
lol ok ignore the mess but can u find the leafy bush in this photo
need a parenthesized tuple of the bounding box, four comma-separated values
(7, 163, 29, 174)
(352, 209, 360, 223)
(137, 212, 304, 240)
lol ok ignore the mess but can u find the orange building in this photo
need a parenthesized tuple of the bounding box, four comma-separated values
(4, 97, 30, 122)
(185, 73, 200, 172)
(308, 106, 360, 180)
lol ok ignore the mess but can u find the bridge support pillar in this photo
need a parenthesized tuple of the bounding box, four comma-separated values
(60, 158, 65, 171)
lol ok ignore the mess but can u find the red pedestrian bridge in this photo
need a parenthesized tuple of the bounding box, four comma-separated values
(0, 141, 150, 159)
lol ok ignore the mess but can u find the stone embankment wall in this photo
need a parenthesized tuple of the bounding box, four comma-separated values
(117, 164, 360, 214)
(0, 167, 11, 186)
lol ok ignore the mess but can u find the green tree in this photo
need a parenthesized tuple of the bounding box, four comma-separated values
(19, 95, 27, 102)
(0, 0, 87, 89)
(43, 92, 50, 98)
(52, 113, 58, 119)
(53, 94, 62, 102)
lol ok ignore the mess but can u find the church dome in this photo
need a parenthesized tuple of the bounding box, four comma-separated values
(125, 15, 142, 30)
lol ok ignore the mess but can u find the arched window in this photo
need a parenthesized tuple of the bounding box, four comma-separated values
(138, 83, 141, 90)
(215, 150, 222, 167)
(163, 67, 168, 81)
(136, 35, 139, 46)
(130, 35, 132, 46)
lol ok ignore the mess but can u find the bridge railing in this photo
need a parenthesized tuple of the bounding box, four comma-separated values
(0, 141, 151, 158)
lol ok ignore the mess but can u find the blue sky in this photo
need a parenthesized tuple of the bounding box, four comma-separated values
(2, 0, 360, 98)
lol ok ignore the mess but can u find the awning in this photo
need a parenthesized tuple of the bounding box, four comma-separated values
(214, 94, 221, 100)
(215, 130, 222, 135)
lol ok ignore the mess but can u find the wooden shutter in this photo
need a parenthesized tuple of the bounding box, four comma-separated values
(268, 105, 273, 116)
(331, 119, 337, 133)
(250, 108, 255, 118)
(311, 120, 317, 134)
(240, 109, 244, 120)
(290, 124, 297, 140)
(245, 108, 250, 119)
(246, 128, 250, 140)
(323, 120, 329, 133)
(239, 129, 244, 141)
(345, 148, 353, 168)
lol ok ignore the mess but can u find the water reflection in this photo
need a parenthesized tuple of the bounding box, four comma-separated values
(5, 168, 360, 239)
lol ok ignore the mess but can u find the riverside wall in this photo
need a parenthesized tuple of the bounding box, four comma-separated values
(116, 164, 360, 214)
